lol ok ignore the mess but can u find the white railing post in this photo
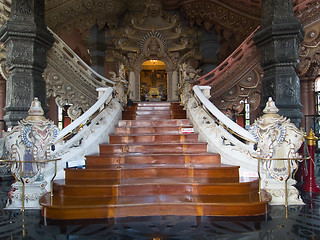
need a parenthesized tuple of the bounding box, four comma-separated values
(199, 86, 211, 99)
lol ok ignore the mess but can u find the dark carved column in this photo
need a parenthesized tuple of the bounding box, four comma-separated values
(253, 0, 304, 127)
(0, 77, 6, 135)
(300, 78, 315, 132)
(199, 28, 220, 75)
(0, 0, 54, 128)
(88, 24, 106, 76)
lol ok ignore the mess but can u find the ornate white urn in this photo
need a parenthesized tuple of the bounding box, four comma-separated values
(250, 97, 304, 205)
(4, 98, 59, 209)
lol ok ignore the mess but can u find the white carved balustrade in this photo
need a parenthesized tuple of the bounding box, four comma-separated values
(50, 87, 122, 182)
(184, 86, 304, 206)
(185, 85, 258, 178)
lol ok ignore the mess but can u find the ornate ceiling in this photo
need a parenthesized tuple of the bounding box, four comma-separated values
(45, 0, 262, 44)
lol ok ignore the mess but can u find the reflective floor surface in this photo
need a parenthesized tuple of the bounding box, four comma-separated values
(1, 177, 320, 240)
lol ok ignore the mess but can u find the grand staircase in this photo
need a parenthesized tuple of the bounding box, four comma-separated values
(40, 102, 269, 220)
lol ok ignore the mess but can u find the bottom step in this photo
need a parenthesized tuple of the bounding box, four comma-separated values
(40, 190, 270, 220)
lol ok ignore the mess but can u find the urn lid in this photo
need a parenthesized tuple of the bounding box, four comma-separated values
(263, 97, 279, 115)
(26, 98, 46, 121)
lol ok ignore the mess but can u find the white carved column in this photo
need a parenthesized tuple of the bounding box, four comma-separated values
(167, 71, 173, 101)
(134, 70, 141, 102)
(171, 70, 179, 101)
(129, 71, 136, 101)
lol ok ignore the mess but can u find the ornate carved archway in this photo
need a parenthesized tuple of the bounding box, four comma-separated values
(110, 0, 200, 101)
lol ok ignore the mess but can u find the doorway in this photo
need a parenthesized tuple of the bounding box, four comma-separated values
(140, 60, 167, 101)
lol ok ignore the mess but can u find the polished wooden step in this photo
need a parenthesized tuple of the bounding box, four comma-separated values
(64, 163, 240, 180)
(125, 102, 182, 108)
(115, 125, 194, 134)
(99, 142, 208, 154)
(122, 113, 186, 120)
(40, 102, 269, 220)
(40, 190, 270, 219)
(43, 192, 263, 206)
(54, 176, 256, 197)
(85, 153, 221, 165)
(122, 102, 186, 120)
(64, 176, 241, 185)
(109, 133, 199, 144)
(118, 119, 191, 127)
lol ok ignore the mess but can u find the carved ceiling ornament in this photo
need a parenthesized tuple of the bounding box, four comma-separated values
(45, 0, 126, 33)
(180, 0, 260, 41)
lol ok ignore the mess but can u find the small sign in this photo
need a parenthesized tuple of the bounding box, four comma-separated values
(181, 128, 194, 134)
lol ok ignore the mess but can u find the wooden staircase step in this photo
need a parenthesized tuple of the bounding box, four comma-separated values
(123, 110, 185, 115)
(129, 102, 181, 107)
(122, 114, 186, 120)
(42, 193, 262, 206)
(109, 133, 198, 144)
(85, 153, 221, 165)
(40, 191, 270, 219)
(64, 177, 241, 185)
(118, 119, 191, 127)
(65, 164, 239, 180)
(124, 106, 183, 111)
(115, 125, 194, 134)
(53, 178, 258, 197)
(99, 142, 208, 154)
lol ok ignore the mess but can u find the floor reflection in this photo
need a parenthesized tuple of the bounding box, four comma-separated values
(1, 178, 320, 240)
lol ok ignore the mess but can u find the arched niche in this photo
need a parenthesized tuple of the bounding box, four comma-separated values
(140, 60, 167, 101)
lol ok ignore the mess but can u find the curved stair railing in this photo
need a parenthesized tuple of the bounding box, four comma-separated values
(193, 86, 257, 143)
(45, 87, 122, 185)
(184, 85, 258, 178)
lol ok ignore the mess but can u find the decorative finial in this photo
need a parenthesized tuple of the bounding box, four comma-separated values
(263, 97, 279, 115)
(26, 97, 46, 121)
(306, 128, 318, 146)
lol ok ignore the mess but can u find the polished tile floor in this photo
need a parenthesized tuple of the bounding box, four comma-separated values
(0, 177, 320, 240)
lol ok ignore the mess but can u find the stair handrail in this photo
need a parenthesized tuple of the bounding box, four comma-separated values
(193, 85, 257, 143)
(54, 87, 113, 144)
(197, 27, 259, 86)
(47, 28, 115, 87)
(293, 0, 314, 12)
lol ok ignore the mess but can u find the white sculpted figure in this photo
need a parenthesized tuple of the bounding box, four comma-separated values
(250, 97, 304, 205)
(110, 63, 128, 106)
